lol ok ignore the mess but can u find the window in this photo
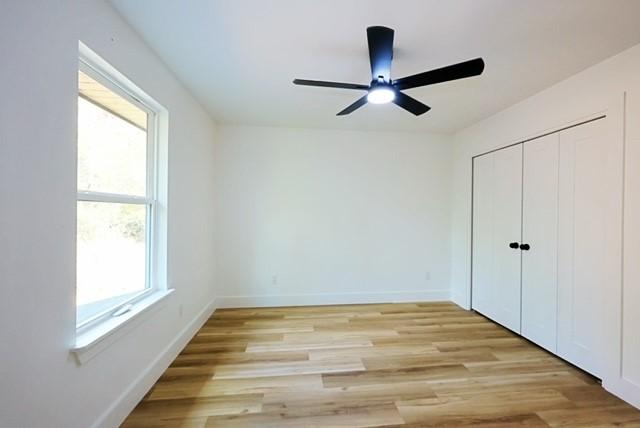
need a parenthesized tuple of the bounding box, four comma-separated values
(76, 56, 160, 329)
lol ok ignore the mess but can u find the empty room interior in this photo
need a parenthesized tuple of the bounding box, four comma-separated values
(4, 0, 640, 426)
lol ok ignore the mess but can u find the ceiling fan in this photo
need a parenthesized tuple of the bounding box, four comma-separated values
(293, 26, 485, 116)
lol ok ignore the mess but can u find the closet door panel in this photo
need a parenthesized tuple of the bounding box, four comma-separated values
(558, 118, 607, 377)
(472, 144, 522, 332)
(491, 145, 523, 332)
(471, 154, 495, 318)
(522, 133, 559, 352)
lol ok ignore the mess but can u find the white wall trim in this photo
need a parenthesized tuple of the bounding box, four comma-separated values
(215, 290, 450, 308)
(605, 380, 640, 410)
(91, 298, 217, 428)
(468, 111, 608, 159)
(72, 289, 175, 365)
(450, 289, 470, 310)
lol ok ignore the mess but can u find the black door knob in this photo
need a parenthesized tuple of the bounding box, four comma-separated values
(509, 242, 519, 249)
(520, 243, 531, 251)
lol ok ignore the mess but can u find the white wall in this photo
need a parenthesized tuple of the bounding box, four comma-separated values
(214, 125, 452, 307)
(450, 42, 640, 406)
(0, 1, 218, 427)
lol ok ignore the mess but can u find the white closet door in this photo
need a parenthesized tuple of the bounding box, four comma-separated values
(471, 154, 495, 320)
(558, 118, 607, 377)
(472, 144, 523, 333)
(521, 133, 559, 352)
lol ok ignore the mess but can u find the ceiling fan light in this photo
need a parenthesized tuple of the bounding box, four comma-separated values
(367, 87, 395, 104)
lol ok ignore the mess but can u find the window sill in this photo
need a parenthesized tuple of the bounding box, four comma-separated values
(71, 289, 174, 365)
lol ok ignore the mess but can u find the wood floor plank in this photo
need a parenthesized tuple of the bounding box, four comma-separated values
(537, 405, 640, 427)
(203, 403, 405, 427)
(374, 413, 551, 427)
(396, 388, 572, 424)
(260, 381, 437, 415)
(122, 302, 640, 427)
(242, 317, 351, 328)
(212, 358, 366, 379)
(122, 394, 263, 425)
(147, 374, 324, 401)
(321, 363, 472, 388)
(246, 336, 373, 353)
(308, 344, 438, 361)
(362, 349, 498, 370)
(172, 350, 309, 367)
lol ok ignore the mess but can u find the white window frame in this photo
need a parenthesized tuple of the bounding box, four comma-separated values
(75, 54, 161, 332)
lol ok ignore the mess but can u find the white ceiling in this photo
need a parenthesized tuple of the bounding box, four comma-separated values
(111, 0, 640, 133)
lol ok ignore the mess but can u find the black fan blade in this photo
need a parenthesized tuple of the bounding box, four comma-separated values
(293, 79, 369, 90)
(393, 58, 485, 91)
(393, 91, 430, 116)
(367, 26, 394, 82)
(337, 95, 368, 116)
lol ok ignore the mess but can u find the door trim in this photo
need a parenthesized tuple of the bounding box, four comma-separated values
(471, 115, 606, 160)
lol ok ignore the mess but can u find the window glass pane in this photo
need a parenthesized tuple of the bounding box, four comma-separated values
(77, 71, 148, 196)
(76, 201, 147, 325)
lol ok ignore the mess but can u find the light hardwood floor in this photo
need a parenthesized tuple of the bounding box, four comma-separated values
(122, 302, 640, 427)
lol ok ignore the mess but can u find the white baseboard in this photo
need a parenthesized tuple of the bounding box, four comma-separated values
(604, 379, 640, 410)
(450, 290, 471, 310)
(92, 298, 217, 428)
(216, 290, 450, 308)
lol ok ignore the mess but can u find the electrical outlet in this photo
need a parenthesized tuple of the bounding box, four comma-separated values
(425, 271, 431, 281)
(272, 275, 278, 285)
